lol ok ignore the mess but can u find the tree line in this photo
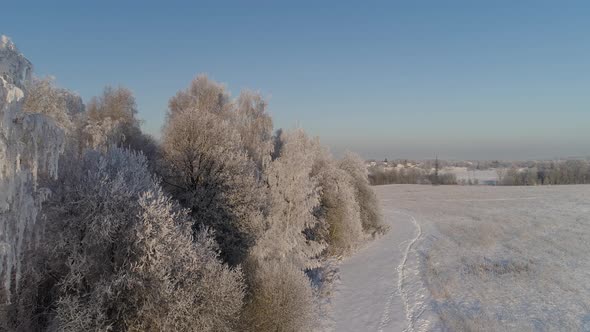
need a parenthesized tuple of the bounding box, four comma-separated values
(369, 160, 590, 186)
(498, 160, 590, 186)
(0, 38, 386, 331)
(368, 166, 458, 186)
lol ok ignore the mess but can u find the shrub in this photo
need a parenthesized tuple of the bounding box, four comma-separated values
(241, 259, 314, 332)
(312, 148, 363, 255)
(339, 153, 387, 236)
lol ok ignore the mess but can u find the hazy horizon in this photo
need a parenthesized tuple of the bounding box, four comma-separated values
(4, 1, 590, 160)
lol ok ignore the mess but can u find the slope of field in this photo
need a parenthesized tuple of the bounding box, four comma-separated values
(329, 184, 590, 331)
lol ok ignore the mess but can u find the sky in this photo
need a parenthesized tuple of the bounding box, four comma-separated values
(3, 0, 590, 160)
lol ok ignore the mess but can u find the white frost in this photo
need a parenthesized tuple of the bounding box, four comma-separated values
(0, 35, 65, 296)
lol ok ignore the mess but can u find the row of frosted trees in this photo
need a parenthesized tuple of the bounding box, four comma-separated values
(368, 166, 458, 185)
(1, 37, 386, 331)
(498, 160, 590, 186)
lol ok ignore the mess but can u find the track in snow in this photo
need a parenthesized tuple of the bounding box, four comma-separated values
(329, 206, 428, 331)
(378, 211, 422, 332)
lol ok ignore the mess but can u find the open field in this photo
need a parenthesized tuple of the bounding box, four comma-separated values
(330, 184, 590, 331)
(380, 184, 590, 331)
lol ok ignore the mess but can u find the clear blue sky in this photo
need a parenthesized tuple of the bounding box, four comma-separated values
(4, 0, 590, 160)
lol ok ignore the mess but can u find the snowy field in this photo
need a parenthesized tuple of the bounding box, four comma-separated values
(329, 184, 590, 331)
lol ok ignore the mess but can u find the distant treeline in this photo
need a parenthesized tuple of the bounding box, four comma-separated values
(368, 159, 590, 187)
(499, 160, 590, 186)
(368, 167, 457, 186)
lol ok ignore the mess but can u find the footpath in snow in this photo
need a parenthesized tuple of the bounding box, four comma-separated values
(328, 200, 430, 332)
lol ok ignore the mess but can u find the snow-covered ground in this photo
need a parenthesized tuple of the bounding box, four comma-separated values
(444, 167, 499, 185)
(328, 184, 590, 331)
(327, 208, 427, 331)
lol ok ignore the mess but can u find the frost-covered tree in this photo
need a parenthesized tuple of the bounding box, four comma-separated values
(168, 76, 273, 170)
(22, 77, 82, 132)
(252, 129, 325, 270)
(87, 85, 138, 126)
(168, 74, 232, 119)
(234, 90, 274, 172)
(82, 86, 137, 148)
(9, 147, 244, 331)
(163, 77, 331, 331)
(80, 86, 157, 163)
(338, 152, 386, 236)
(0, 36, 65, 300)
(161, 107, 264, 265)
(22, 77, 88, 178)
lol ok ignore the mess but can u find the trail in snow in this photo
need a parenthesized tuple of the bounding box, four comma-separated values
(329, 205, 431, 332)
(378, 211, 422, 332)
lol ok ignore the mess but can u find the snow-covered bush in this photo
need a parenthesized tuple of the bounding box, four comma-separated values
(8, 147, 244, 331)
(241, 259, 314, 332)
(338, 152, 387, 236)
(312, 148, 364, 255)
